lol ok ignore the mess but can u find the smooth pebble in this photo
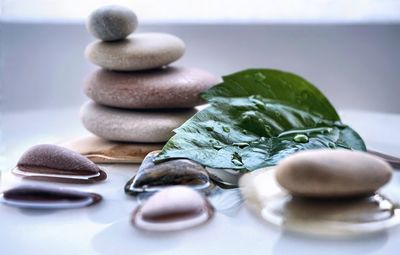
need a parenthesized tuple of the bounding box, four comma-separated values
(14, 144, 107, 183)
(85, 33, 185, 71)
(125, 151, 211, 195)
(86, 5, 138, 41)
(85, 67, 219, 109)
(275, 149, 393, 198)
(80, 101, 196, 143)
(132, 186, 213, 231)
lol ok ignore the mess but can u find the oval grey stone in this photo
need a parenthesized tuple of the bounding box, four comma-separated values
(86, 5, 138, 41)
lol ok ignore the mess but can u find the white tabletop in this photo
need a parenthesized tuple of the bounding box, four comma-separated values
(0, 108, 400, 255)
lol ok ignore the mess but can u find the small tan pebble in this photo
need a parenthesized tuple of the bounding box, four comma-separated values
(86, 5, 138, 41)
(132, 186, 213, 231)
(84, 67, 219, 109)
(275, 149, 393, 198)
(80, 101, 196, 143)
(60, 136, 164, 163)
(85, 33, 185, 71)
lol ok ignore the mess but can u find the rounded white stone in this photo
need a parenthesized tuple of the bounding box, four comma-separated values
(85, 33, 185, 71)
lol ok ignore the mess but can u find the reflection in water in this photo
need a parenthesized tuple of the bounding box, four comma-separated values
(273, 230, 388, 255)
(241, 168, 400, 236)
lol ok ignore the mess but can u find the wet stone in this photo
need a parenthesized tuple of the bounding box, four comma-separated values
(125, 151, 211, 195)
(131, 186, 213, 231)
(14, 144, 107, 184)
(0, 185, 102, 209)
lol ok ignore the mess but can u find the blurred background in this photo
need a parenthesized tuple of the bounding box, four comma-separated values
(1, 0, 400, 170)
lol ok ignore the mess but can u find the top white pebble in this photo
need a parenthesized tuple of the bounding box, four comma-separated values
(86, 5, 138, 41)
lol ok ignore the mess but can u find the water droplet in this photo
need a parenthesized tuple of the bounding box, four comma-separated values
(231, 152, 243, 166)
(293, 134, 309, 143)
(222, 126, 230, 133)
(232, 142, 249, 148)
(213, 144, 223, 150)
(274, 111, 281, 118)
(328, 142, 336, 149)
(301, 91, 310, 100)
(255, 72, 266, 81)
(249, 97, 265, 110)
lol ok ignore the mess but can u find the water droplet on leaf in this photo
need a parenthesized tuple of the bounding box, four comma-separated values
(328, 142, 336, 149)
(213, 144, 223, 150)
(222, 126, 230, 133)
(255, 72, 266, 81)
(232, 142, 249, 148)
(293, 134, 309, 143)
(231, 152, 244, 166)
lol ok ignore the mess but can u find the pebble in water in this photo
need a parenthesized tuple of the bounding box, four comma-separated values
(240, 168, 400, 236)
(0, 185, 102, 209)
(131, 186, 213, 231)
(14, 144, 107, 184)
(125, 151, 211, 196)
(86, 5, 138, 41)
(275, 149, 393, 198)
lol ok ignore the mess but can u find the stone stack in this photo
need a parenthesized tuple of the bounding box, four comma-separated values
(81, 5, 219, 144)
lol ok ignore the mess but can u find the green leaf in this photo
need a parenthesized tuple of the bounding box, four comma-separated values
(155, 69, 366, 171)
(203, 69, 340, 121)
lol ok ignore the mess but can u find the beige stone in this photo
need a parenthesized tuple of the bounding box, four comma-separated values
(80, 101, 196, 143)
(85, 33, 185, 71)
(275, 149, 393, 198)
(84, 67, 219, 109)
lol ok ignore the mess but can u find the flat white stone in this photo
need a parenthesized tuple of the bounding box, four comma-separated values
(85, 33, 185, 71)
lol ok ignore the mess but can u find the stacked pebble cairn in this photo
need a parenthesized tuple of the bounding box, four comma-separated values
(81, 5, 219, 144)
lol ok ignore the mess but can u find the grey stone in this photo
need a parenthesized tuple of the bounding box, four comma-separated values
(80, 101, 196, 143)
(86, 5, 138, 41)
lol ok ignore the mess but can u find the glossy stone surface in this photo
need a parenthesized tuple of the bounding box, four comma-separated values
(80, 101, 196, 143)
(86, 5, 138, 41)
(125, 151, 210, 195)
(14, 144, 107, 183)
(84, 67, 219, 109)
(132, 186, 213, 231)
(275, 149, 393, 198)
(85, 33, 185, 71)
(240, 168, 400, 236)
(0, 185, 102, 209)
